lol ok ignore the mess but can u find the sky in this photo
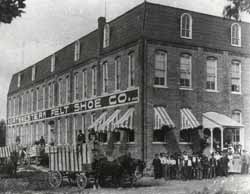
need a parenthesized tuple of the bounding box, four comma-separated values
(0, 0, 250, 120)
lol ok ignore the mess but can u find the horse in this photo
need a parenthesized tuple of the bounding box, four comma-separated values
(92, 154, 145, 187)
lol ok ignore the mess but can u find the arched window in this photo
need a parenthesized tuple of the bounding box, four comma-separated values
(103, 23, 110, 48)
(154, 50, 167, 87)
(180, 53, 192, 88)
(180, 13, 192, 39)
(231, 23, 241, 47)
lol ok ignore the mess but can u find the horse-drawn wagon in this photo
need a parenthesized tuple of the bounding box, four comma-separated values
(46, 143, 145, 189)
(46, 144, 93, 189)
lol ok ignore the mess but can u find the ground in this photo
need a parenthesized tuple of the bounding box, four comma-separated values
(0, 166, 250, 194)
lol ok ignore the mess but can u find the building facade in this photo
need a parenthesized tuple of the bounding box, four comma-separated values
(6, 2, 250, 161)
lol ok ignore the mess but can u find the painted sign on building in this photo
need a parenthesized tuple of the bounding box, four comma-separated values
(8, 88, 139, 125)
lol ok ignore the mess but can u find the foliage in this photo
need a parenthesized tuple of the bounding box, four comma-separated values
(223, 0, 250, 20)
(0, 0, 26, 23)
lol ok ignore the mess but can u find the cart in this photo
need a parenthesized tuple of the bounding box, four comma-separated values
(46, 144, 93, 189)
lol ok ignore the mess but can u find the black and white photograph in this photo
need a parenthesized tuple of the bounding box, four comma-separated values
(0, 0, 250, 193)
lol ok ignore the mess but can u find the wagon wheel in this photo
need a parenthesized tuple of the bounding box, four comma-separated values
(76, 174, 88, 189)
(48, 171, 63, 188)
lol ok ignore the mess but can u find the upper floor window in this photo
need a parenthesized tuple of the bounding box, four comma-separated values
(66, 75, 70, 103)
(74, 40, 81, 61)
(180, 13, 192, 39)
(103, 24, 110, 48)
(102, 62, 109, 93)
(231, 23, 241, 47)
(115, 57, 121, 91)
(232, 110, 242, 123)
(82, 70, 87, 99)
(31, 66, 36, 81)
(92, 66, 97, 96)
(154, 51, 167, 87)
(206, 57, 217, 91)
(17, 73, 21, 88)
(42, 85, 46, 109)
(74, 72, 80, 100)
(51, 54, 56, 72)
(231, 60, 241, 93)
(180, 54, 192, 88)
(128, 52, 135, 88)
(58, 78, 63, 105)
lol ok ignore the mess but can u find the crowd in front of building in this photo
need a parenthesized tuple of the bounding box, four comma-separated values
(152, 149, 250, 180)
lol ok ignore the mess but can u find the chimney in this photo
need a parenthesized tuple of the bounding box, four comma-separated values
(98, 17, 106, 53)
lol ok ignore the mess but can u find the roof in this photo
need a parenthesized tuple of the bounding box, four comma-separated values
(8, 2, 250, 96)
(203, 112, 243, 128)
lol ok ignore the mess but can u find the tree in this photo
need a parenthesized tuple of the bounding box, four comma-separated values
(0, 0, 26, 24)
(223, 0, 250, 20)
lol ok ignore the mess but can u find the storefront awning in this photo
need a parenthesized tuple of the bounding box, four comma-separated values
(88, 111, 107, 131)
(115, 107, 135, 129)
(154, 107, 175, 130)
(203, 112, 243, 128)
(98, 109, 121, 131)
(180, 108, 200, 130)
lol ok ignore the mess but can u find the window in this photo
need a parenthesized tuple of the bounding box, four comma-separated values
(30, 90, 34, 112)
(180, 54, 192, 88)
(154, 51, 167, 87)
(74, 40, 81, 61)
(115, 57, 121, 91)
(42, 86, 46, 109)
(36, 87, 39, 111)
(180, 13, 192, 39)
(232, 110, 242, 124)
(48, 83, 52, 108)
(17, 73, 21, 88)
(58, 78, 63, 105)
(82, 70, 87, 99)
(206, 57, 217, 91)
(102, 62, 108, 93)
(31, 66, 36, 81)
(128, 52, 135, 88)
(231, 60, 241, 93)
(103, 23, 110, 48)
(66, 76, 70, 103)
(74, 72, 80, 100)
(231, 23, 241, 47)
(51, 54, 55, 72)
(92, 66, 97, 96)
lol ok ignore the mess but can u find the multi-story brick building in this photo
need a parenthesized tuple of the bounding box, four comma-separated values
(6, 2, 250, 161)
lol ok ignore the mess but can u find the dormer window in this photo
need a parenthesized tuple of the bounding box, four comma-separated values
(180, 13, 192, 39)
(103, 24, 110, 48)
(231, 23, 241, 47)
(74, 40, 81, 61)
(17, 73, 21, 88)
(31, 66, 36, 81)
(51, 54, 55, 72)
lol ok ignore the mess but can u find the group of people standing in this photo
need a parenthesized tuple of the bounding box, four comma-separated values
(152, 151, 239, 180)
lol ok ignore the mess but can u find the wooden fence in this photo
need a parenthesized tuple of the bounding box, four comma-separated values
(46, 144, 92, 173)
(0, 145, 18, 158)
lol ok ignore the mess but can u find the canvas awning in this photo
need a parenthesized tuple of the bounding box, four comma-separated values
(154, 107, 175, 130)
(88, 111, 107, 131)
(180, 108, 200, 130)
(98, 109, 121, 131)
(203, 112, 243, 129)
(115, 107, 135, 129)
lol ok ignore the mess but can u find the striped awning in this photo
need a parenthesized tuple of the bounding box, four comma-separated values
(180, 108, 200, 130)
(115, 107, 135, 129)
(98, 109, 121, 131)
(154, 107, 175, 130)
(88, 111, 107, 131)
